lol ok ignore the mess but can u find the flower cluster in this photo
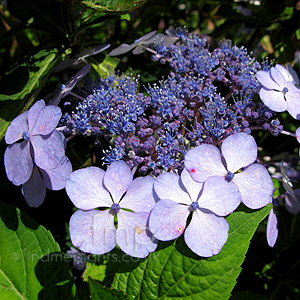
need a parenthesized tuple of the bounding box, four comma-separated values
(4, 28, 300, 258)
(61, 30, 285, 176)
(4, 100, 72, 207)
(65, 133, 273, 258)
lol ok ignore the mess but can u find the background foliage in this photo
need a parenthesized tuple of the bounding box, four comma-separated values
(0, 0, 300, 299)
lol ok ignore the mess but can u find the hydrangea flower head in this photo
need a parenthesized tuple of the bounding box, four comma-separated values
(149, 169, 241, 257)
(66, 161, 157, 258)
(4, 100, 65, 185)
(256, 64, 300, 119)
(185, 132, 274, 209)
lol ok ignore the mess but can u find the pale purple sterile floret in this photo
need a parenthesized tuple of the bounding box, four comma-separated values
(4, 100, 65, 186)
(284, 188, 300, 215)
(296, 127, 300, 143)
(109, 31, 178, 56)
(149, 168, 241, 257)
(256, 64, 300, 119)
(66, 161, 157, 258)
(266, 206, 278, 248)
(185, 132, 274, 209)
(49, 64, 92, 106)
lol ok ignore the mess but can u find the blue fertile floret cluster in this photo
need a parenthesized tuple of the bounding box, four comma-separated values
(61, 30, 282, 175)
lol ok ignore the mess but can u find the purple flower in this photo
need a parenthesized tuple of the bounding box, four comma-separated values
(296, 127, 300, 143)
(53, 44, 110, 72)
(66, 161, 157, 258)
(109, 31, 158, 56)
(22, 156, 72, 207)
(185, 132, 274, 209)
(284, 188, 300, 214)
(256, 64, 300, 119)
(149, 168, 241, 257)
(109, 31, 178, 56)
(4, 100, 65, 185)
(266, 205, 278, 247)
(49, 64, 92, 106)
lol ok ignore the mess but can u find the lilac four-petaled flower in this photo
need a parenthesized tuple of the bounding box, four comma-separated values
(4, 99, 71, 207)
(256, 64, 300, 119)
(4, 99, 65, 185)
(149, 168, 241, 257)
(66, 161, 157, 258)
(185, 132, 274, 209)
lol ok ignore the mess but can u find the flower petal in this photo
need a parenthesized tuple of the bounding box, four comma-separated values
(221, 132, 257, 173)
(256, 70, 280, 90)
(180, 168, 204, 203)
(266, 208, 278, 247)
(4, 141, 33, 185)
(233, 164, 273, 209)
(120, 176, 156, 213)
(41, 156, 72, 190)
(21, 167, 46, 207)
(31, 105, 62, 136)
(104, 161, 133, 203)
(109, 44, 136, 56)
(285, 189, 300, 214)
(132, 45, 147, 55)
(270, 66, 286, 88)
(117, 211, 157, 258)
(259, 88, 287, 112)
(296, 127, 300, 143)
(69, 210, 116, 255)
(149, 199, 190, 241)
(285, 82, 300, 119)
(199, 176, 241, 216)
(27, 100, 45, 131)
(185, 144, 226, 183)
(5, 111, 28, 144)
(31, 130, 65, 170)
(135, 31, 157, 43)
(286, 64, 300, 85)
(66, 166, 112, 210)
(276, 64, 294, 82)
(184, 209, 229, 257)
(154, 172, 191, 205)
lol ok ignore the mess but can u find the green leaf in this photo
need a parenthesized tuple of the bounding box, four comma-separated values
(0, 49, 59, 140)
(0, 202, 77, 300)
(89, 277, 127, 300)
(92, 55, 120, 78)
(91, 55, 135, 79)
(0, 49, 58, 101)
(120, 14, 131, 21)
(110, 204, 272, 300)
(82, 250, 123, 287)
(80, 0, 148, 13)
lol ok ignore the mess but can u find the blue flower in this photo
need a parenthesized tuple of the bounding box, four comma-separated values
(256, 64, 300, 119)
(66, 161, 157, 258)
(185, 132, 274, 209)
(149, 168, 241, 257)
(4, 100, 65, 185)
